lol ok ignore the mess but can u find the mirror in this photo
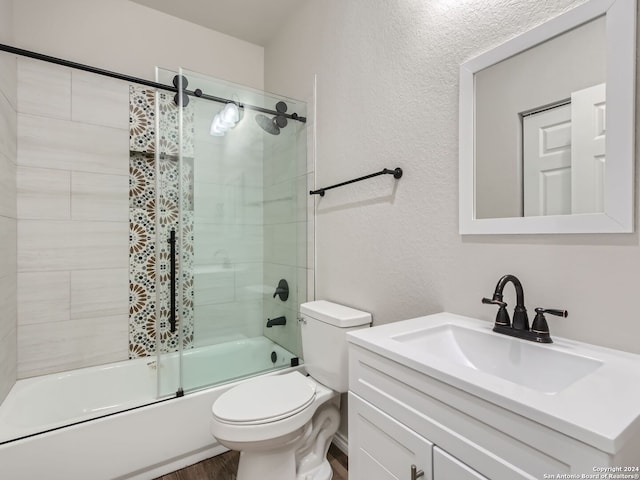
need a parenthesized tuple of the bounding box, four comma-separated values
(459, 0, 635, 234)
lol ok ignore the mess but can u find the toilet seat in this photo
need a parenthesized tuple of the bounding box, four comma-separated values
(212, 372, 317, 425)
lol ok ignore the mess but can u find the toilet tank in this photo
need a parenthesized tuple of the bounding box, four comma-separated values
(300, 300, 371, 393)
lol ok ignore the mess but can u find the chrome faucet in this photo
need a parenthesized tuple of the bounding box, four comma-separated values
(482, 274, 567, 343)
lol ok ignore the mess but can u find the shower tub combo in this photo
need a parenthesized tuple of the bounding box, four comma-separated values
(0, 337, 300, 479)
(0, 46, 309, 479)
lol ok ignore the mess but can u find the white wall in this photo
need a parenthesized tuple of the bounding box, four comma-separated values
(0, 0, 17, 403)
(11, 0, 264, 90)
(265, 0, 640, 357)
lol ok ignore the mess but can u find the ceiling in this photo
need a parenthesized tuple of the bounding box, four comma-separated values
(130, 0, 306, 47)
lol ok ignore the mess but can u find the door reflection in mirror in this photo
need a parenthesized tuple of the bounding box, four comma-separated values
(522, 83, 605, 217)
(474, 16, 606, 219)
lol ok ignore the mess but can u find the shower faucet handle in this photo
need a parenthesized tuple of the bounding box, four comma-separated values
(273, 279, 289, 301)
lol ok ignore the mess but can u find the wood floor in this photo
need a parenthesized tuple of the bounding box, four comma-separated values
(154, 444, 348, 480)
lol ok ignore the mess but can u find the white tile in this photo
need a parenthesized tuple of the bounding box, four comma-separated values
(0, 86, 17, 163)
(0, 216, 16, 277)
(17, 315, 128, 378)
(194, 181, 263, 225)
(17, 58, 71, 119)
(264, 140, 298, 187)
(0, 327, 17, 402)
(17, 113, 129, 175)
(0, 152, 16, 219)
(71, 268, 128, 320)
(17, 271, 70, 325)
(72, 71, 129, 129)
(17, 166, 70, 220)
(194, 222, 263, 265)
(17, 220, 128, 272)
(264, 180, 296, 225)
(71, 171, 128, 221)
(234, 262, 264, 301)
(193, 300, 263, 347)
(193, 140, 263, 187)
(194, 268, 236, 306)
(194, 182, 236, 224)
(0, 272, 17, 342)
(264, 222, 297, 266)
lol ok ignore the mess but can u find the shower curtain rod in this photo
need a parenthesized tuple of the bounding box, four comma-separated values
(0, 43, 306, 123)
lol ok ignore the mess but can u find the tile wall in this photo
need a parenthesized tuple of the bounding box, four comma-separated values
(15, 59, 130, 377)
(10, 60, 311, 378)
(0, 23, 18, 401)
(128, 86, 195, 357)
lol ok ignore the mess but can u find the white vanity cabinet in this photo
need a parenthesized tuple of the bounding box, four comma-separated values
(349, 392, 434, 480)
(349, 390, 490, 480)
(433, 447, 488, 480)
(347, 329, 638, 480)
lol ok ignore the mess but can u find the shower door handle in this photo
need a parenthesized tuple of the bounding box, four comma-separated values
(168, 229, 177, 333)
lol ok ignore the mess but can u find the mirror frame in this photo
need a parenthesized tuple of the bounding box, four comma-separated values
(459, 0, 636, 234)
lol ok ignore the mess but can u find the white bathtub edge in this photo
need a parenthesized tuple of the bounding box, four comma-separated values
(119, 444, 228, 480)
(0, 366, 303, 480)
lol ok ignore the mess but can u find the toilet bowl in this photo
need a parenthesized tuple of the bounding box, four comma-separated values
(211, 371, 339, 480)
(210, 301, 372, 480)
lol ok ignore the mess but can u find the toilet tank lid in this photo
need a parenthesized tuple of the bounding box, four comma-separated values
(300, 300, 372, 327)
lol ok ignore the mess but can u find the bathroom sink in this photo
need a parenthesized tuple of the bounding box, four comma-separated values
(347, 312, 640, 455)
(391, 324, 602, 394)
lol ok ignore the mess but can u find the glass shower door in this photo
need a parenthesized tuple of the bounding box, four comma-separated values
(176, 67, 308, 393)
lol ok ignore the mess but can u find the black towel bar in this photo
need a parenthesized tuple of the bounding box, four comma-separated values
(310, 167, 403, 196)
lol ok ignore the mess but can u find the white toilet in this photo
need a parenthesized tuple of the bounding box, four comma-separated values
(210, 300, 371, 480)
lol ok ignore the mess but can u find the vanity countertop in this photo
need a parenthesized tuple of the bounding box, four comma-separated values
(347, 312, 640, 454)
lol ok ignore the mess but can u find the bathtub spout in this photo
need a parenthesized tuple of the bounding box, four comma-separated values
(266, 316, 287, 327)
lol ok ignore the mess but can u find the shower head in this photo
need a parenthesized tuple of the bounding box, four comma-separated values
(255, 114, 281, 135)
(255, 101, 289, 135)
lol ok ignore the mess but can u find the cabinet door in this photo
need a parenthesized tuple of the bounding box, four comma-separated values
(433, 447, 489, 480)
(349, 393, 433, 480)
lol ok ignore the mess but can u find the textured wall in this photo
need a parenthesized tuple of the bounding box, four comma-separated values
(265, 0, 640, 358)
(0, 0, 17, 403)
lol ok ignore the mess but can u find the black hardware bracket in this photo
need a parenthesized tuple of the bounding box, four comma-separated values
(310, 167, 403, 196)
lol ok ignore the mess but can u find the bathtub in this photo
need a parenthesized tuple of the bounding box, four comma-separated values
(0, 336, 301, 480)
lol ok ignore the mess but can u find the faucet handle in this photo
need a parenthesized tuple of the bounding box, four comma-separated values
(482, 297, 506, 308)
(482, 297, 511, 327)
(535, 308, 568, 318)
(532, 307, 567, 335)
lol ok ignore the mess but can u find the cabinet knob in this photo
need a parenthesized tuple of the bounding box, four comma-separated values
(411, 464, 424, 480)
